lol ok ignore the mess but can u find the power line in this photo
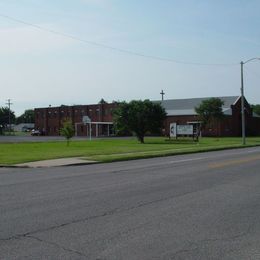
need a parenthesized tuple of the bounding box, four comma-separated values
(0, 13, 239, 67)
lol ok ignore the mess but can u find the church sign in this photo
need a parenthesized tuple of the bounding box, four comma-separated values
(170, 123, 194, 137)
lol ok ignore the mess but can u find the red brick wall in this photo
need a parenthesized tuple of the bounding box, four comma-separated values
(35, 103, 118, 136)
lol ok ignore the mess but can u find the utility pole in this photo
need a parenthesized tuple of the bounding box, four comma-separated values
(240, 62, 245, 145)
(5, 99, 13, 134)
(240, 57, 260, 145)
(160, 90, 165, 101)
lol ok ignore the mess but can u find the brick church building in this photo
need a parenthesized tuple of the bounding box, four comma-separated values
(34, 96, 260, 137)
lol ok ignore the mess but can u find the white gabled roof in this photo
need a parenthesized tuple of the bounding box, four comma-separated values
(157, 96, 240, 116)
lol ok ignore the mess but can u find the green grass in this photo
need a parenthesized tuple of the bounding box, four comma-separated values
(1, 137, 260, 166)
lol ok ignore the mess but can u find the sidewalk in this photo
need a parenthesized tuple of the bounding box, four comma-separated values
(14, 157, 97, 168)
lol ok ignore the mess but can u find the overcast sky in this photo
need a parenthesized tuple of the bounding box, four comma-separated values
(0, 0, 259, 116)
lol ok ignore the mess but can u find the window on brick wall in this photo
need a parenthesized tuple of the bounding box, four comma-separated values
(96, 108, 100, 116)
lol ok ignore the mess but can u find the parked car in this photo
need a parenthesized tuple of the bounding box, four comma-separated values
(31, 129, 40, 136)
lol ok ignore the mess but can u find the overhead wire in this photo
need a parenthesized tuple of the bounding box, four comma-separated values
(0, 13, 239, 67)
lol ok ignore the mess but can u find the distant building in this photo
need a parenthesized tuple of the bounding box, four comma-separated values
(34, 96, 260, 137)
(161, 96, 260, 137)
(35, 103, 117, 137)
(14, 123, 35, 132)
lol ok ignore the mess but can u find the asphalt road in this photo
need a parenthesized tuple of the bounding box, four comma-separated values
(1, 147, 260, 259)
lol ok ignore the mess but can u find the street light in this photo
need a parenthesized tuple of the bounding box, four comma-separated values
(240, 57, 260, 145)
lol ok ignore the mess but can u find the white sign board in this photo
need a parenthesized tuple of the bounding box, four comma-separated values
(177, 125, 193, 135)
(170, 123, 177, 137)
(82, 116, 91, 124)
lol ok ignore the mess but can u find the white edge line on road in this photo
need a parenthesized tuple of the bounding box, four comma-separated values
(169, 158, 206, 164)
(167, 148, 260, 165)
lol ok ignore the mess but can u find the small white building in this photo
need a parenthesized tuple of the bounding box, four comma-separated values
(14, 123, 35, 132)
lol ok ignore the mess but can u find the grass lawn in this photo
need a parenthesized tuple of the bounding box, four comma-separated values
(1, 136, 260, 166)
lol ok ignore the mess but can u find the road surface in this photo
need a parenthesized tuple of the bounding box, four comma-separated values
(1, 147, 260, 259)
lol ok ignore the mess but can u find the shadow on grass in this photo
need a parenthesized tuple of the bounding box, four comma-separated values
(144, 138, 199, 145)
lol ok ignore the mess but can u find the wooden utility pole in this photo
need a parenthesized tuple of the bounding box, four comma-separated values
(5, 99, 13, 134)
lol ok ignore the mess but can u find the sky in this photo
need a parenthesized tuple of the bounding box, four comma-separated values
(0, 0, 259, 116)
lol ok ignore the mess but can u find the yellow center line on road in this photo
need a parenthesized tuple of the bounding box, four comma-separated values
(208, 154, 260, 169)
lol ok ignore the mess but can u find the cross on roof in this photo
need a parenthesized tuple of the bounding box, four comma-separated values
(160, 90, 165, 101)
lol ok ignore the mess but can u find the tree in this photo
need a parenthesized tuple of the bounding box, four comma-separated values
(113, 100, 166, 143)
(0, 107, 15, 131)
(60, 119, 75, 146)
(251, 104, 260, 116)
(16, 109, 35, 124)
(99, 98, 108, 104)
(195, 98, 224, 135)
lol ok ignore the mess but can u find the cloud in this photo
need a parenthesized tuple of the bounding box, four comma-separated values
(0, 25, 74, 55)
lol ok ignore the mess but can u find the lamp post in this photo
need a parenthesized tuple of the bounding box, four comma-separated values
(240, 58, 260, 145)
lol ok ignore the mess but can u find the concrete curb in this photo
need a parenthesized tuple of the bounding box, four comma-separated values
(0, 158, 97, 168)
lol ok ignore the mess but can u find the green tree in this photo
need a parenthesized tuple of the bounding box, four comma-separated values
(99, 98, 108, 104)
(113, 100, 166, 143)
(0, 107, 16, 133)
(60, 119, 75, 146)
(251, 104, 260, 116)
(195, 98, 224, 135)
(16, 109, 35, 124)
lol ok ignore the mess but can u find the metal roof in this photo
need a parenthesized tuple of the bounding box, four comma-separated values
(157, 96, 240, 116)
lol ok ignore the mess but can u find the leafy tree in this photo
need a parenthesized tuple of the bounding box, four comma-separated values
(195, 98, 224, 135)
(60, 119, 75, 146)
(113, 100, 166, 143)
(0, 107, 15, 130)
(99, 98, 108, 104)
(251, 104, 260, 116)
(16, 109, 35, 124)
